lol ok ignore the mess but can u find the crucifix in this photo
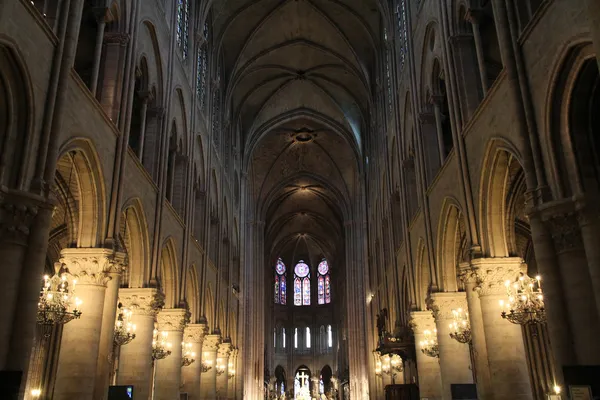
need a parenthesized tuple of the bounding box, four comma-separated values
(297, 371, 309, 388)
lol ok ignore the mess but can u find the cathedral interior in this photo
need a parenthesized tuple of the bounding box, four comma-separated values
(1, 0, 600, 399)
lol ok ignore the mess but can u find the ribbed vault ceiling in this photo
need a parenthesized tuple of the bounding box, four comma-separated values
(213, 0, 383, 262)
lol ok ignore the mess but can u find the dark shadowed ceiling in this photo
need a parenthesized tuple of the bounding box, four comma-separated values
(212, 0, 384, 264)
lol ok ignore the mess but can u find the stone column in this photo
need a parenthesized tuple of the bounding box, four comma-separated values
(418, 111, 441, 185)
(545, 211, 600, 364)
(466, 8, 489, 94)
(227, 348, 238, 399)
(576, 199, 600, 336)
(52, 248, 116, 400)
(200, 334, 221, 399)
(448, 34, 483, 120)
(410, 311, 442, 400)
(459, 264, 494, 400)
(99, 32, 130, 121)
(181, 324, 208, 400)
(154, 308, 187, 400)
(429, 292, 473, 400)
(216, 342, 232, 399)
(430, 95, 448, 164)
(117, 288, 163, 400)
(90, 7, 109, 96)
(585, 0, 600, 70)
(136, 91, 154, 160)
(473, 258, 533, 400)
(94, 252, 126, 400)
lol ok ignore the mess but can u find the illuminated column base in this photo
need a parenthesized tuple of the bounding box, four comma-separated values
(410, 311, 442, 400)
(154, 308, 187, 400)
(117, 288, 162, 400)
(473, 258, 533, 400)
(181, 324, 208, 400)
(217, 341, 232, 398)
(200, 334, 221, 399)
(430, 292, 474, 400)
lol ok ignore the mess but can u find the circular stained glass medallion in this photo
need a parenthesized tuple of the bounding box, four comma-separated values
(294, 261, 310, 278)
(318, 260, 329, 275)
(276, 259, 286, 275)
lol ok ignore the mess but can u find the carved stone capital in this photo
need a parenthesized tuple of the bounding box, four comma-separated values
(104, 32, 130, 46)
(217, 342, 232, 359)
(428, 292, 468, 321)
(470, 257, 526, 297)
(184, 323, 209, 343)
(0, 190, 43, 244)
(203, 334, 222, 353)
(409, 311, 436, 335)
(157, 308, 189, 332)
(119, 288, 164, 316)
(59, 248, 118, 286)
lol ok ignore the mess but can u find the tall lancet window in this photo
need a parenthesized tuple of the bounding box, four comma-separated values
(274, 258, 287, 304)
(294, 260, 311, 306)
(317, 259, 331, 304)
(176, 0, 190, 59)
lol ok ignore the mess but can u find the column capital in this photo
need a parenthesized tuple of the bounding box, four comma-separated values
(59, 248, 119, 286)
(104, 32, 130, 46)
(428, 292, 468, 321)
(217, 342, 232, 358)
(409, 311, 436, 334)
(157, 308, 189, 332)
(0, 189, 46, 244)
(119, 288, 164, 316)
(184, 323, 209, 343)
(203, 334, 222, 352)
(470, 257, 526, 296)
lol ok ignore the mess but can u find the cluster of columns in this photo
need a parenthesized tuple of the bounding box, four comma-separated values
(20, 249, 237, 400)
(410, 258, 534, 400)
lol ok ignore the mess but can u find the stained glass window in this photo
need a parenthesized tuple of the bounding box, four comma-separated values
(196, 46, 208, 108)
(283, 328, 286, 348)
(306, 327, 311, 348)
(327, 325, 333, 347)
(396, 0, 408, 72)
(176, 0, 189, 59)
(294, 261, 311, 306)
(274, 258, 286, 304)
(317, 259, 331, 304)
(294, 328, 298, 348)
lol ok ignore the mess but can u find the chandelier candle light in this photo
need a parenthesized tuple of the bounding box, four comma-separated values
(449, 308, 472, 344)
(499, 273, 546, 325)
(114, 307, 136, 346)
(419, 329, 439, 358)
(216, 358, 226, 376)
(228, 362, 236, 379)
(36, 274, 82, 335)
(152, 329, 172, 361)
(181, 342, 196, 367)
(201, 352, 213, 373)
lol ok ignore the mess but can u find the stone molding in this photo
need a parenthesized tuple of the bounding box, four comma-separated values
(409, 311, 436, 334)
(157, 308, 189, 332)
(119, 288, 163, 316)
(470, 257, 525, 296)
(184, 323, 209, 343)
(203, 334, 222, 353)
(428, 292, 468, 321)
(59, 248, 118, 286)
(0, 191, 43, 245)
(217, 342, 232, 359)
(104, 32, 130, 45)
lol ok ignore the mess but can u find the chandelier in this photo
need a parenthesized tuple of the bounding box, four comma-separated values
(374, 352, 403, 378)
(499, 273, 546, 325)
(201, 352, 213, 373)
(36, 274, 82, 335)
(228, 362, 236, 379)
(449, 308, 472, 344)
(216, 358, 226, 376)
(114, 307, 136, 346)
(419, 329, 439, 358)
(151, 329, 172, 361)
(181, 341, 196, 367)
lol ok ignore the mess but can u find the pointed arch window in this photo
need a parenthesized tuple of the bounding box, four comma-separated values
(176, 0, 190, 59)
(396, 0, 408, 72)
(274, 258, 287, 305)
(294, 260, 310, 306)
(196, 22, 209, 109)
(317, 259, 331, 304)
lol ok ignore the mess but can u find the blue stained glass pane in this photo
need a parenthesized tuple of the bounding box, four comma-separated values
(318, 276, 325, 305)
(294, 261, 309, 278)
(281, 275, 287, 305)
(318, 260, 329, 275)
(276, 258, 286, 275)
(325, 275, 331, 304)
(303, 277, 310, 305)
(274, 278, 279, 304)
(294, 278, 302, 306)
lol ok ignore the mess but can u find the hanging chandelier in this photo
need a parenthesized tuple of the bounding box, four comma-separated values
(499, 273, 546, 325)
(181, 341, 196, 367)
(449, 308, 472, 344)
(114, 307, 136, 346)
(201, 352, 213, 373)
(419, 329, 439, 358)
(216, 358, 226, 376)
(36, 274, 82, 335)
(228, 362, 236, 379)
(151, 329, 172, 361)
